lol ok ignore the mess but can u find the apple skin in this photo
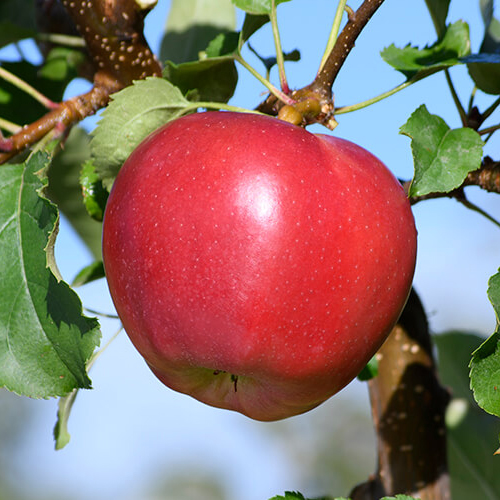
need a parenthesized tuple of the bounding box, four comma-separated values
(102, 111, 417, 421)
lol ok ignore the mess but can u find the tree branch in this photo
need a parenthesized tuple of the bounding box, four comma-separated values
(350, 290, 451, 500)
(310, 0, 385, 100)
(0, 0, 162, 164)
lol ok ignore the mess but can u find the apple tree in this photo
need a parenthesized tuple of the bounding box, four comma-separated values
(0, 0, 499, 499)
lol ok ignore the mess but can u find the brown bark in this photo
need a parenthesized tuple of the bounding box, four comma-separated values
(350, 290, 451, 500)
(0, 0, 162, 164)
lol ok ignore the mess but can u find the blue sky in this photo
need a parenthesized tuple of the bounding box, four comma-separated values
(3, 1, 500, 499)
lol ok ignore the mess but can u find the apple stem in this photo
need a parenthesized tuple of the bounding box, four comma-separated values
(269, 0, 290, 94)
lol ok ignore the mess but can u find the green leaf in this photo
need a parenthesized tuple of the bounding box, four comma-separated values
(71, 261, 105, 288)
(239, 13, 270, 47)
(205, 31, 240, 57)
(0, 0, 36, 48)
(0, 23, 35, 49)
(80, 160, 109, 222)
(268, 492, 336, 500)
(248, 44, 300, 72)
(423, 0, 451, 37)
(39, 46, 86, 82)
(470, 271, 500, 418)
(435, 332, 500, 499)
(381, 496, 419, 500)
(53, 388, 78, 449)
(356, 355, 378, 381)
(90, 77, 191, 188)
(381, 21, 471, 79)
(400, 105, 483, 197)
(467, 1, 500, 94)
(0, 152, 101, 399)
(47, 128, 103, 259)
(163, 58, 238, 103)
(160, 0, 236, 64)
(232, 0, 291, 15)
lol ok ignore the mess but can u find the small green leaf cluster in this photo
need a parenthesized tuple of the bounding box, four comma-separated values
(268, 492, 418, 500)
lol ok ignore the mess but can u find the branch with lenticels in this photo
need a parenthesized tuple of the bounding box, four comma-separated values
(0, 0, 162, 165)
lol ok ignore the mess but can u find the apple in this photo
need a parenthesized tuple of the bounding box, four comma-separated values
(102, 111, 417, 421)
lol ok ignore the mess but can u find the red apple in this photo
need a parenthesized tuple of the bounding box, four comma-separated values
(102, 111, 417, 421)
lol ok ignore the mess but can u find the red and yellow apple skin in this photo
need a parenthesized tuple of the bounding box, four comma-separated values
(102, 111, 417, 421)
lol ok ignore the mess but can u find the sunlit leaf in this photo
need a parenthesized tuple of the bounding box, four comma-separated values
(381, 21, 470, 79)
(91, 77, 191, 188)
(232, 0, 291, 15)
(0, 152, 100, 398)
(400, 105, 483, 197)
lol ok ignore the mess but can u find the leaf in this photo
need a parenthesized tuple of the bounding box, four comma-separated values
(268, 492, 336, 500)
(470, 271, 500, 418)
(356, 355, 378, 381)
(0, 0, 36, 48)
(53, 388, 78, 449)
(90, 77, 191, 188)
(231, 0, 291, 15)
(0, 23, 35, 49)
(0, 152, 101, 399)
(39, 46, 86, 82)
(71, 261, 105, 288)
(435, 332, 500, 499)
(47, 128, 103, 259)
(163, 58, 238, 103)
(467, 1, 500, 94)
(248, 44, 300, 72)
(239, 13, 269, 47)
(80, 160, 109, 222)
(382, 497, 419, 500)
(423, 0, 451, 36)
(205, 31, 240, 57)
(381, 21, 471, 79)
(400, 105, 483, 197)
(160, 0, 236, 64)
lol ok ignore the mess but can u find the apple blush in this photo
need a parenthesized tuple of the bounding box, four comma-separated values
(102, 111, 417, 421)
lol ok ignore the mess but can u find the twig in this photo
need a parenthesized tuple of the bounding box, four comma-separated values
(309, 0, 386, 99)
(0, 73, 116, 163)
